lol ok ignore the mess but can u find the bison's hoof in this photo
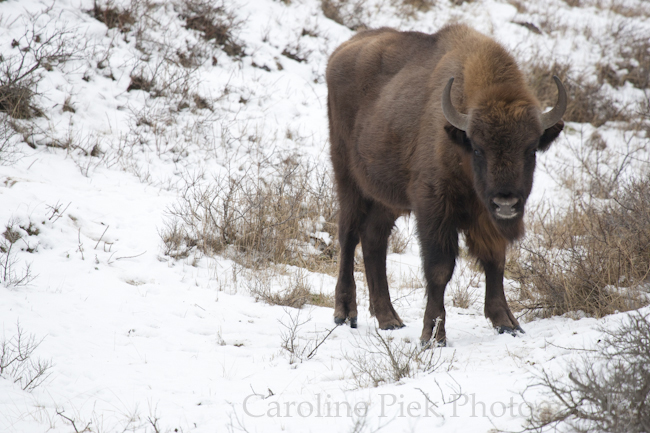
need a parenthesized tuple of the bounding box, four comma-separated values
(421, 338, 446, 349)
(380, 322, 405, 330)
(497, 325, 525, 336)
(334, 317, 358, 328)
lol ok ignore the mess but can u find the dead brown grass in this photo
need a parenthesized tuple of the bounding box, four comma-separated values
(594, 0, 650, 18)
(246, 269, 334, 309)
(526, 60, 628, 127)
(390, 0, 436, 17)
(90, 0, 135, 33)
(449, 260, 481, 309)
(179, 0, 245, 58)
(162, 161, 339, 274)
(321, 0, 367, 30)
(508, 174, 650, 318)
(388, 226, 410, 254)
(0, 24, 77, 119)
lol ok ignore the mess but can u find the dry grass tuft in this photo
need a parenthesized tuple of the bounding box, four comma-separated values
(90, 0, 136, 33)
(508, 174, 650, 318)
(126, 74, 154, 93)
(449, 260, 481, 309)
(390, 0, 436, 17)
(388, 226, 410, 255)
(526, 60, 627, 126)
(507, 0, 528, 13)
(248, 271, 312, 309)
(321, 0, 367, 30)
(179, 0, 245, 58)
(0, 24, 77, 120)
(0, 83, 39, 120)
(246, 269, 334, 309)
(162, 162, 339, 273)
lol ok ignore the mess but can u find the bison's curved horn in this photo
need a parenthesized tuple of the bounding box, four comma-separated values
(442, 77, 469, 131)
(541, 76, 567, 130)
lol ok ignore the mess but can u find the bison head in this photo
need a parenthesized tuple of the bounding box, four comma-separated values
(442, 77, 567, 240)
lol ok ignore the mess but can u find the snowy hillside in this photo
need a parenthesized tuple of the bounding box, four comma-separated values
(1, 0, 649, 431)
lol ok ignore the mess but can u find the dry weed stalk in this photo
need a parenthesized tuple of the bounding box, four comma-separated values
(279, 308, 338, 364)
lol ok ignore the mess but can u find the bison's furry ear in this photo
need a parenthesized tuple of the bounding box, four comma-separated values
(538, 120, 564, 152)
(444, 124, 472, 152)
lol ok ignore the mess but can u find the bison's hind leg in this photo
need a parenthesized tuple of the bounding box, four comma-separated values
(359, 202, 404, 330)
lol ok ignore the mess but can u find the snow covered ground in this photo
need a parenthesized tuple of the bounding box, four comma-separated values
(1, 0, 648, 431)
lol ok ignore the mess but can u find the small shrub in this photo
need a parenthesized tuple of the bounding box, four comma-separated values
(1, 222, 35, 288)
(523, 311, 650, 432)
(614, 36, 650, 90)
(508, 174, 650, 318)
(163, 162, 339, 273)
(388, 226, 410, 254)
(0, 25, 77, 119)
(178, 0, 245, 58)
(507, 0, 528, 13)
(245, 267, 334, 308)
(525, 60, 627, 126)
(126, 74, 154, 93)
(279, 309, 337, 364)
(391, 0, 435, 17)
(159, 219, 195, 259)
(90, 0, 135, 33)
(346, 327, 443, 388)
(281, 43, 311, 63)
(0, 119, 21, 165)
(0, 323, 53, 391)
(449, 260, 481, 309)
(321, 0, 367, 30)
(604, 0, 650, 18)
(247, 270, 313, 309)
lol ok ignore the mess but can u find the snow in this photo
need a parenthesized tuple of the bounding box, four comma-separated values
(1, 0, 648, 431)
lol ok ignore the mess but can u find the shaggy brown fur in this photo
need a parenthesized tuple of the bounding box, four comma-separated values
(326, 24, 565, 344)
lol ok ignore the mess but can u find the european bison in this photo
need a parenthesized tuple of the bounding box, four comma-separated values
(326, 24, 566, 345)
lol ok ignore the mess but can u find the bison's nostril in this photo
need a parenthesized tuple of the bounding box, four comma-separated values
(492, 197, 519, 209)
(492, 197, 519, 219)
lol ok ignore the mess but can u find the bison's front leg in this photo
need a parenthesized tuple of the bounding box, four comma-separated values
(418, 224, 458, 346)
(482, 259, 524, 335)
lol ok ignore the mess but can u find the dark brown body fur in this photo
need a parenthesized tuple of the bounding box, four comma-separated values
(326, 24, 564, 343)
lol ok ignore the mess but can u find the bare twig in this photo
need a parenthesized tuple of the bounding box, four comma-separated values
(94, 225, 109, 250)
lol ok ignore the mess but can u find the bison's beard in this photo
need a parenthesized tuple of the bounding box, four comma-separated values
(492, 214, 526, 241)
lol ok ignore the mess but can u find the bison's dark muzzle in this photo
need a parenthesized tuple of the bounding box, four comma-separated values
(491, 196, 520, 219)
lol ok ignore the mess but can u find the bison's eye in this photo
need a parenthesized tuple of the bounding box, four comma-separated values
(473, 148, 483, 157)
